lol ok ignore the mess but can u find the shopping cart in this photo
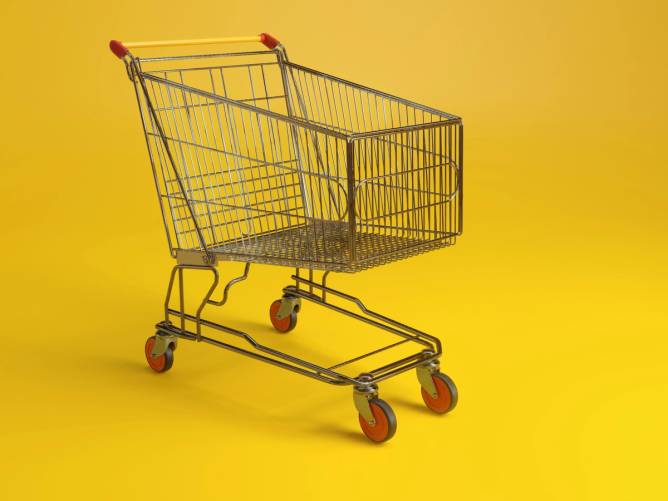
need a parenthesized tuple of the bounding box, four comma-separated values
(110, 33, 463, 442)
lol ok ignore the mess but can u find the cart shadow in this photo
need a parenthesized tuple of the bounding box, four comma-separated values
(390, 395, 460, 419)
(83, 352, 377, 444)
(309, 424, 380, 445)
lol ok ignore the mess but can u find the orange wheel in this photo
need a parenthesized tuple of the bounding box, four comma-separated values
(358, 399, 397, 443)
(144, 336, 174, 373)
(421, 372, 458, 414)
(269, 299, 297, 333)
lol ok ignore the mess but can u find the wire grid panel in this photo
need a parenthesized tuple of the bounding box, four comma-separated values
(135, 54, 350, 268)
(350, 125, 461, 268)
(279, 61, 462, 268)
(283, 62, 460, 135)
(131, 51, 461, 271)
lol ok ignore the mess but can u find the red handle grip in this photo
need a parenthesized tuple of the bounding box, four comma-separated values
(109, 40, 128, 59)
(259, 33, 280, 49)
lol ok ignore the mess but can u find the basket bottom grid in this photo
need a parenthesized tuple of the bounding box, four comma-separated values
(207, 220, 454, 272)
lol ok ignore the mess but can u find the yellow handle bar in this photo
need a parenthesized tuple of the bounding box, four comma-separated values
(109, 33, 280, 58)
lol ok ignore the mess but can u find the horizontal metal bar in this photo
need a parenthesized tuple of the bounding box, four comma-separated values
(168, 200, 302, 229)
(352, 235, 457, 264)
(284, 61, 461, 121)
(164, 194, 306, 222)
(140, 59, 459, 145)
(286, 280, 441, 346)
(138, 49, 277, 63)
(287, 284, 435, 349)
(163, 159, 300, 184)
(146, 131, 289, 168)
(146, 61, 279, 74)
(283, 114, 457, 160)
(356, 176, 456, 200)
(148, 132, 347, 184)
(158, 320, 435, 387)
(164, 180, 301, 200)
(356, 199, 450, 223)
(369, 352, 429, 377)
(366, 353, 439, 384)
(355, 223, 453, 237)
(152, 94, 286, 113)
(209, 223, 310, 248)
(125, 35, 264, 50)
(205, 249, 350, 267)
(157, 325, 348, 385)
(142, 73, 349, 139)
(189, 233, 457, 269)
(164, 310, 358, 383)
(350, 119, 461, 140)
(357, 160, 456, 184)
(326, 338, 412, 371)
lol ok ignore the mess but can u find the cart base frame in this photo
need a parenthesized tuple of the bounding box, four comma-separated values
(149, 262, 455, 441)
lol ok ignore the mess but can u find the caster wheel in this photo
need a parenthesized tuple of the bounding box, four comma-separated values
(269, 299, 297, 333)
(144, 336, 174, 373)
(358, 399, 397, 443)
(421, 372, 458, 414)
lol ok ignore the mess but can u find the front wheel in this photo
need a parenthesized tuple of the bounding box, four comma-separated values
(421, 372, 458, 414)
(358, 398, 397, 443)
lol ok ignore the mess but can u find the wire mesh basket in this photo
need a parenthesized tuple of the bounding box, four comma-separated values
(125, 39, 462, 272)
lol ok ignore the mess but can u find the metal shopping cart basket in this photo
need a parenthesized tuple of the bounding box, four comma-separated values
(110, 33, 463, 442)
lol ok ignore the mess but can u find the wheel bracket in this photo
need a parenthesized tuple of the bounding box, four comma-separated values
(151, 333, 178, 357)
(276, 296, 301, 320)
(353, 382, 378, 425)
(416, 359, 440, 398)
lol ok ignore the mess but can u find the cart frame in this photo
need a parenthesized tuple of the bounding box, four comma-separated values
(154, 261, 445, 426)
(111, 33, 462, 441)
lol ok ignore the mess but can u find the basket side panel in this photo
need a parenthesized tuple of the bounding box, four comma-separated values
(350, 122, 462, 266)
(284, 63, 454, 135)
(135, 74, 353, 267)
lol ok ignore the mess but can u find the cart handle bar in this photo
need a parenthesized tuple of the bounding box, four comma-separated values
(109, 33, 280, 59)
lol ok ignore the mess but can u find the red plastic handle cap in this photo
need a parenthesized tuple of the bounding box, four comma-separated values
(109, 40, 128, 58)
(259, 33, 280, 49)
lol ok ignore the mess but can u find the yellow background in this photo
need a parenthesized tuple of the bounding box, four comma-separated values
(1, 0, 667, 499)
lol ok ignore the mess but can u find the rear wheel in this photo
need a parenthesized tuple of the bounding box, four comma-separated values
(358, 399, 397, 443)
(144, 336, 174, 373)
(269, 299, 298, 333)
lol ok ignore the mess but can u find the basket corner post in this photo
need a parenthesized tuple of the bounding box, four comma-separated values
(458, 121, 464, 235)
(345, 140, 357, 265)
